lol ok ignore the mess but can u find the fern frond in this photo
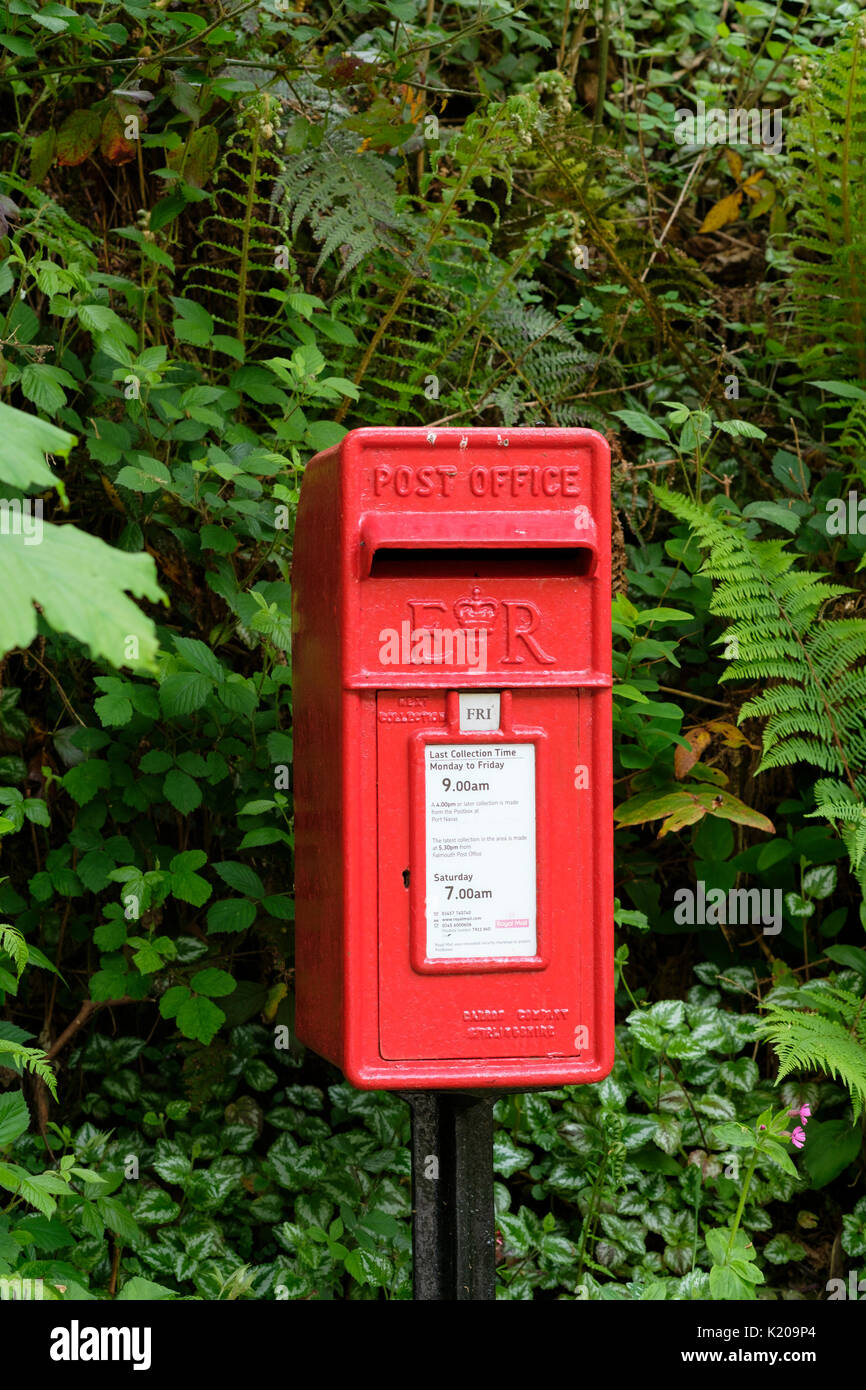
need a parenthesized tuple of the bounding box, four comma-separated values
(654, 484, 863, 784)
(782, 17, 866, 384)
(0, 923, 26, 978)
(0, 1039, 57, 1100)
(760, 1005, 866, 1119)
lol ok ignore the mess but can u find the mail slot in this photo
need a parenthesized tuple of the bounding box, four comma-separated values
(291, 427, 613, 1089)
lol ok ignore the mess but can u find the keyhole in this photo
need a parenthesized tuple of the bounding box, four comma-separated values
(402, 869, 410, 889)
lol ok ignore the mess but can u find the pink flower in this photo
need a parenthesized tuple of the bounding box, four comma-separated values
(788, 1103, 811, 1125)
(790, 1125, 807, 1149)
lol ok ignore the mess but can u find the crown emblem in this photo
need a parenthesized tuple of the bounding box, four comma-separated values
(454, 587, 498, 631)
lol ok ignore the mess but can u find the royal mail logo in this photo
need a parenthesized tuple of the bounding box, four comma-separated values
(377, 592, 556, 670)
(378, 593, 557, 668)
(453, 587, 498, 631)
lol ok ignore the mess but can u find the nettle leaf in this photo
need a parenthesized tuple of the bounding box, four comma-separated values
(214, 862, 264, 898)
(206, 898, 256, 934)
(176, 995, 225, 1044)
(842, 1198, 866, 1257)
(191, 968, 236, 998)
(185, 1157, 243, 1211)
(94, 682, 134, 727)
(172, 637, 225, 683)
(159, 672, 213, 718)
(169, 851, 211, 907)
(163, 769, 202, 814)
(93, 916, 126, 950)
(159, 985, 190, 1020)
(0, 523, 164, 672)
(497, 1210, 534, 1256)
(77, 850, 115, 893)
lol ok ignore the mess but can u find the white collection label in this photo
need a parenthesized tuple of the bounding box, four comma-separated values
(424, 742, 537, 958)
(458, 692, 500, 734)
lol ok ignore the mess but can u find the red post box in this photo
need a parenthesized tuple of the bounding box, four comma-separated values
(291, 427, 613, 1090)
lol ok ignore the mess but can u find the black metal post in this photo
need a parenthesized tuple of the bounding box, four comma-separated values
(404, 1092, 496, 1301)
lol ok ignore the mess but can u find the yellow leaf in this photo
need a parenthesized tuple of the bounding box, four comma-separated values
(743, 168, 764, 189)
(723, 148, 743, 181)
(699, 191, 743, 233)
(674, 727, 712, 780)
(742, 174, 765, 202)
(263, 982, 287, 1022)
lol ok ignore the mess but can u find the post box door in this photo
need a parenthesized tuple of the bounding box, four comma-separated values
(376, 689, 592, 1063)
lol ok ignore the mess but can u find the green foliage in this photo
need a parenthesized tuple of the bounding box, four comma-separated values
(783, 17, 866, 386)
(0, 0, 863, 1306)
(761, 977, 866, 1120)
(655, 485, 866, 781)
